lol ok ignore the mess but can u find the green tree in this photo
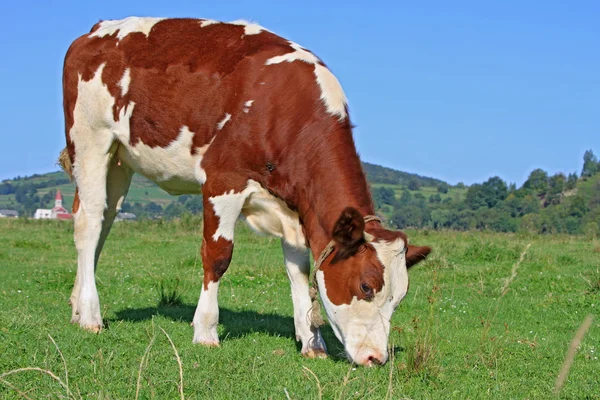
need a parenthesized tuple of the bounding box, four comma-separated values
(429, 194, 442, 203)
(569, 195, 588, 218)
(545, 173, 566, 206)
(390, 205, 429, 228)
(164, 202, 185, 219)
(522, 194, 541, 215)
(523, 168, 549, 195)
(407, 178, 421, 191)
(565, 172, 578, 190)
(430, 209, 450, 229)
(144, 202, 163, 215)
(465, 184, 486, 210)
(437, 183, 449, 194)
(582, 150, 599, 178)
(481, 176, 508, 207)
(185, 196, 204, 214)
(372, 187, 396, 208)
(399, 190, 413, 206)
(413, 193, 426, 207)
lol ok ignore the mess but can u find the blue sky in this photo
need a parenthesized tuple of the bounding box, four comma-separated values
(1, 0, 598, 185)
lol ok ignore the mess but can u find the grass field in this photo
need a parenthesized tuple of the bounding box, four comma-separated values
(0, 218, 598, 399)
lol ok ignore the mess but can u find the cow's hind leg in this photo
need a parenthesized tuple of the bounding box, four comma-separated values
(282, 241, 328, 358)
(70, 144, 132, 331)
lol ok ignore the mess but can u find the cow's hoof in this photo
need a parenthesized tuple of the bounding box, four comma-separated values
(193, 339, 220, 347)
(302, 349, 328, 359)
(82, 324, 102, 333)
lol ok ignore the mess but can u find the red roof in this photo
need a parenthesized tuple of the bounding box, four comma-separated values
(56, 189, 63, 201)
(52, 205, 69, 213)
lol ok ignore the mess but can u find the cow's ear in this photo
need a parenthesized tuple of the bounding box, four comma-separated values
(331, 207, 365, 263)
(406, 245, 431, 268)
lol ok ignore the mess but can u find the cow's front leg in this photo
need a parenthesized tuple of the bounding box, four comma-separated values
(192, 186, 243, 345)
(282, 240, 328, 358)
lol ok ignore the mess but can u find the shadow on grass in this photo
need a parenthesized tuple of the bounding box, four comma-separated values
(111, 303, 348, 362)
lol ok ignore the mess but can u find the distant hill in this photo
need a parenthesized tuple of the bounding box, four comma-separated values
(0, 162, 451, 217)
(362, 162, 447, 187)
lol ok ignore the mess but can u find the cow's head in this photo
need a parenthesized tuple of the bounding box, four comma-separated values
(316, 207, 430, 366)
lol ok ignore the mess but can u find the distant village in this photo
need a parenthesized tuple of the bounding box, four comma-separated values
(0, 190, 136, 221)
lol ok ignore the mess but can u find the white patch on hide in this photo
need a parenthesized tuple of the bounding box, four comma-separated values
(243, 100, 254, 113)
(230, 19, 266, 35)
(209, 185, 258, 242)
(200, 19, 220, 28)
(242, 180, 306, 248)
(282, 241, 327, 354)
(118, 125, 210, 194)
(265, 42, 347, 120)
(89, 17, 165, 41)
(216, 113, 231, 130)
(371, 238, 408, 312)
(314, 64, 347, 119)
(194, 138, 214, 185)
(118, 68, 131, 97)
(209, 180, 306, 248)
(265, 42, 320, 65)
(70, 63, 116, 162)
(192, 280, 220, 344)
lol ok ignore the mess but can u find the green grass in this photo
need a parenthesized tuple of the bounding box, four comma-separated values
(0, 219, 598, 399)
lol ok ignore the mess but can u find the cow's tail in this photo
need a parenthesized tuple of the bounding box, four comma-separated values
(57, 147, 74, 181)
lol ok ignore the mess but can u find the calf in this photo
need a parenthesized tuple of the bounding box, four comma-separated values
(61, 17, 431, 366)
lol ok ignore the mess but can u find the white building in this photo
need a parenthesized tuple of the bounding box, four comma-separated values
(34, 190, 72, 220)
(0, 209, 19, 218)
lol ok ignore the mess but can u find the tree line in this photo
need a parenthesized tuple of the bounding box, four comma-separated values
(373, 149, 600, 236)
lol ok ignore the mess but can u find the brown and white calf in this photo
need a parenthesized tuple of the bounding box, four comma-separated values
(61, 17, 431, 366)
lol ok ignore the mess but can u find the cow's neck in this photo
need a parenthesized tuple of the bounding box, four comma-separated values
(292, 124, 376, 259)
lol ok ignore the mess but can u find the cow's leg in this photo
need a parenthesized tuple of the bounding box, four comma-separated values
(282, 240, 328, 358)
(192, 182, 247, 345)
(70, 154, 133, 324)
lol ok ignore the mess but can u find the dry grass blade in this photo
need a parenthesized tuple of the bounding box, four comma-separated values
(135, 333, 156, 400)
(0, 377, 34, 400)
(160, 327, 185, 400)
(0, 367, 71, 397)
(479, 243, 532, 365)
(501, 243, 531, 297)
(554, 314, 594, 394)
(302, 366, 323, 400)
(336, 364, 355, 400)
(48, 334, 71, 398)
(384, 344, 395, 400)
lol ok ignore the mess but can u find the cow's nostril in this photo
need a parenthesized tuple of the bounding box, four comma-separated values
(367, 355, 382, 365)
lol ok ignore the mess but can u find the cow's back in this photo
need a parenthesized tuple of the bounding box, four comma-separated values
(63, 17, 349, 196)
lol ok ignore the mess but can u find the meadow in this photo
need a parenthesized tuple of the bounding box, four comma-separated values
(0, 218, 598, 399)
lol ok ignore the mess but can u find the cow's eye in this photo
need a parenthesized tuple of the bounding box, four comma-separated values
(360, 283, 374, 300)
